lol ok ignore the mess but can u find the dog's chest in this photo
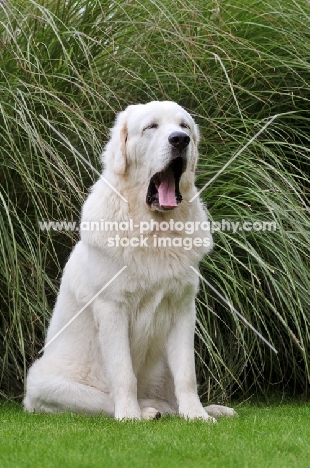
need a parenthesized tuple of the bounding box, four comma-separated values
(127, 289, 177, 371)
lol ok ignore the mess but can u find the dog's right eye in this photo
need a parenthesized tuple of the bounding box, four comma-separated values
(143, 123, 158, 131)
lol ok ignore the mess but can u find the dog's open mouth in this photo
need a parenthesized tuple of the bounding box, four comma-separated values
(146, 157, 186, 211)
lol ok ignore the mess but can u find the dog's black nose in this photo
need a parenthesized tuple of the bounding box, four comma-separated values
(168, 131, 190, 150)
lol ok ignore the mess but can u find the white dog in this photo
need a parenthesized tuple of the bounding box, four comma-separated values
(24, 101, 235, 421)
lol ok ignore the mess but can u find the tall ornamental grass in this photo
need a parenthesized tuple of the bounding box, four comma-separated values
(0, 0, 309, 400)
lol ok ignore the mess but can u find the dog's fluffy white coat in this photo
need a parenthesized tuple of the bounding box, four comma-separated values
(24, 101, 235, 421)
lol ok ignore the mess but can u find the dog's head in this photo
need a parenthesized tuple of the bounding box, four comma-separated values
(103, 101, 200, 212)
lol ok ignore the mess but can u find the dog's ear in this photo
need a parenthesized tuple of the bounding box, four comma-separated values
(112, 110, 128, 176)
(113, 119, 128, 175)
(102, 109, 128, 175)
(190, 124, 200, 172)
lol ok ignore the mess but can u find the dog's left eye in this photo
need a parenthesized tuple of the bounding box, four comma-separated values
(143, 123, 158, 131)
(180, 122, 190, 130)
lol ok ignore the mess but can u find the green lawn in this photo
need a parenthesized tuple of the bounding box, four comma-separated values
(0, 402, 309, 467)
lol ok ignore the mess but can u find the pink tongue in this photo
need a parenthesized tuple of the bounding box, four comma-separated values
(158, 168, 178, 208)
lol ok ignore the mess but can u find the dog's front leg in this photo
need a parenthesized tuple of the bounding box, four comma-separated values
(93, 300, 141, 420)
(167, 301, 215, 422)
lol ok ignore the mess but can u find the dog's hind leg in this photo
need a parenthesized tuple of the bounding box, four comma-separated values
(138, 398, 176, 419)
(24, 364, 114, 415)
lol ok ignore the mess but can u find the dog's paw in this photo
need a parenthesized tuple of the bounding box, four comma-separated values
(204, 404, 237, 418)
(141, 407, 161, 420)
(179, 408, 217, 423)
(115, 405, 142, 421)
(115, 414, 141, 421)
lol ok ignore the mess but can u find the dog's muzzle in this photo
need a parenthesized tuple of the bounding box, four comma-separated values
(146, 131, 190, 211)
